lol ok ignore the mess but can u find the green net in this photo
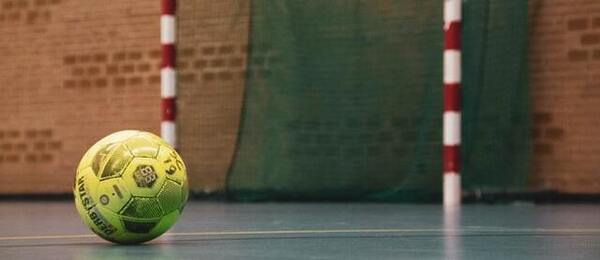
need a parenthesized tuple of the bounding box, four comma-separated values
(225, 0, 530, 201)
(461, 0, 530, 193)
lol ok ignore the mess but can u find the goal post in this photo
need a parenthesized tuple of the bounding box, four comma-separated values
(443, 0, 462, 207)
(161, 0, 178, 149)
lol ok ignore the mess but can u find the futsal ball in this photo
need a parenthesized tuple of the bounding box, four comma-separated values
(73, 130, 188, 244)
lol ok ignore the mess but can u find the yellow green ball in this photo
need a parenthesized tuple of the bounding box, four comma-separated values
(73, 130, 188, 244)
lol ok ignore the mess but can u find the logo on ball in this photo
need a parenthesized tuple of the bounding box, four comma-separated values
(133, 165, 157, 188)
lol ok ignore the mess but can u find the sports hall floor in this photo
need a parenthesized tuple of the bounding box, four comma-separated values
(1, 201, 599, 259)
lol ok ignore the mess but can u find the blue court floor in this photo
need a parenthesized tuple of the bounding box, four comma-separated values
(1, 201, 599, 259)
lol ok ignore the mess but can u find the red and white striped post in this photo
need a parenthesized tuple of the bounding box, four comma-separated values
(161, 0, 177, 148)
(443, 0, 461, 207)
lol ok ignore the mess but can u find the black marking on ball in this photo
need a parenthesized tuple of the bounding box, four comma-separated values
(113, 184, 123, 198)
(133, 165, 158, 188)
(100, 195, 109, 205)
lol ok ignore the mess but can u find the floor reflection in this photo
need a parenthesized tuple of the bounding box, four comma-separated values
(444, 206, 462, 260)
(78, 242, 176, 260)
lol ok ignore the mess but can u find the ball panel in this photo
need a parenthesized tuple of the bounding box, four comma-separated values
(74, 167, 100, 211)
(148, 210, 182, 239)
(124, 136, 160, 158)
(91, 143, 118, 176)
(121, 218, 160, 234)
(156, 145, 187, 185)
(122, 158, 166, 197)
(77, 130, 140, 170)
(121, 197, 163, 218)
(85, 205, 120, 238)
(98, 143, 134, 180)
(87, 206, 146, 244)
(89, 207, 163, 244)
(157, 179, 183, 214)
(97, 178, 132, 214)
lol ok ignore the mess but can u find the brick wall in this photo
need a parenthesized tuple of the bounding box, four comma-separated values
(530, 0, 600, 193)
(0, 0, 161, 193)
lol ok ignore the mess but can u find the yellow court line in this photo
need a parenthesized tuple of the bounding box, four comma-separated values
(168, 228, 442, 237)
(167, 228, 600, 237)
(1, 228, 600, 241)
(0, 234, 96, 241)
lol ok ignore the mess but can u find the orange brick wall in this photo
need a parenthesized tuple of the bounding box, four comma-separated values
(0, 0, 161, 194)
(529, 0, 600, 193)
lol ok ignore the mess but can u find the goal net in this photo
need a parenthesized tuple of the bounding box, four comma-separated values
(177, 0, 530, 201)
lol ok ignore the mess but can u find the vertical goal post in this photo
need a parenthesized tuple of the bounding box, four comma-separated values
(443, 0, 462, 207)
(161, 0, 177, 148)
